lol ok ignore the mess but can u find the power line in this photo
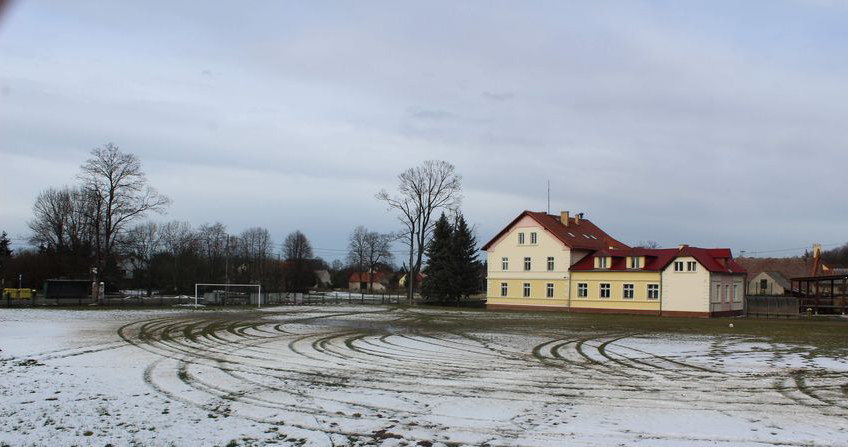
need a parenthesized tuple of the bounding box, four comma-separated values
(743, 242, 844, 256)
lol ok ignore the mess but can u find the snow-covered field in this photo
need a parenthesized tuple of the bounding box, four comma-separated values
(1, 306, 847, 446)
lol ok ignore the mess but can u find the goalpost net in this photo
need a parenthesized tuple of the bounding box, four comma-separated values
(194, 283, 263, 308)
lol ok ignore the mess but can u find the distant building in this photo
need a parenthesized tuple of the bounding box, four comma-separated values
(349, 272, 387, 292)
(398, 272, 425, 288)
(314, 270, 332, 288)
(735, 257, 818, 294)
(483, 210, 746, 317)
(747, 271, 791, 295)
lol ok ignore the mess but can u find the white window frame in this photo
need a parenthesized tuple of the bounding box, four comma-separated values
(523, 283, 531, 298)
(598, 257, 608, 269)
(546, 283, 554, 298)
(600, 283, 611, 299)
(547, 256, 555, 271)
(518, 232, 525, 244)
(712, 284, 721, 303)
(500, 282, 508, 297)
(687, 261, 697, 272)
(623, 284, 634, 300)
(524, 257, 531, 271)
(724, 284, 729, 303)
(530, 232, 537, 244)
(631, 257, 641, 269)
(577, 283, 588, 298)
(674, 261, 684, 272)
(647, 284, 659, 300)
(501, 257, 508, 271)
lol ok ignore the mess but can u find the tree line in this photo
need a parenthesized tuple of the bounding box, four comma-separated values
(1, 146, 484, 300)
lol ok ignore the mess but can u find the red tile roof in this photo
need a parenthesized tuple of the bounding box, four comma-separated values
(349, 272, 384, 283)
(481, 211, 628, 251)
(570, 246, 746, 274)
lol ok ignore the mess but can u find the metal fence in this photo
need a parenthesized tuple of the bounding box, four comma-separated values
(745, 295, 799, 318)
(0, 291, 414, 307)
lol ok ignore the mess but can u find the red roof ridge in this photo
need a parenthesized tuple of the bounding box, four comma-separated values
(482, 210, 628, 251)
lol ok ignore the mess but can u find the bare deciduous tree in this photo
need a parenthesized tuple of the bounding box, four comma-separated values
(122, 222, 162, 295)
(78, 143, 170, 276)
(283, 230, 313, 261)
(347, 226, 395, 291)
(239, 227, 272, 282)
(376, 160, 461, 301)
(29, 186, 94, 253)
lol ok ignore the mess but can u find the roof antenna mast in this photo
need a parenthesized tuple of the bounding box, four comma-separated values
(547, 180, 550, 214)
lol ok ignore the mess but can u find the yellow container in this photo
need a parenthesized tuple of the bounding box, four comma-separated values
(3, 288, 35, 299)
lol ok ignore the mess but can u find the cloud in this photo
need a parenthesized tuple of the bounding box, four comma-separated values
(1, 1, 847, 258)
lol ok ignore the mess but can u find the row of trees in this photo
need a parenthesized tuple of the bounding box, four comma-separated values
(3, 143, 327, 293)
(3, 149, 485, 299)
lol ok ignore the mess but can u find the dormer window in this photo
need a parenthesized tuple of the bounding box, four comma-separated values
(686, 261, 697, 271)
(630, 256, 641, 269)
(518, 232, 525, 244)
(598, 256, 608, 269)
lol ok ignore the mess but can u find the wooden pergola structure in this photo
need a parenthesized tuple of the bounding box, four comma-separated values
(790, 274, 848, 315)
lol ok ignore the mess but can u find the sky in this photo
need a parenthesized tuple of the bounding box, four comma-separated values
(1, 1, 847, 262)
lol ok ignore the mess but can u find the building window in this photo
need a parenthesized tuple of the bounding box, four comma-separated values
(547, 256, 555, 271)
(713, 284, 721, 303)
(578, 283, 588, 298)
(647, 284, 659, 300)
(724, 285, 729, 302)
(518, 232, 525, 244)
(674, 261, 684, 272)
(733, 284, 741, 302)
(759, 279, 768, 292)
(500, 282, 508, 297)
(530, 232, 537, 244)
(623, 284, 634, 299)
(598, 257, 608, 269)
(600, 283, 610, 298)
(524, 257, 531, 271)
(687, 261, 697, 272)
(630, 257, 641, 269)
(523, 283, 531, 297)
(501, 257, 509, 271)
(546, 283, 554, 298)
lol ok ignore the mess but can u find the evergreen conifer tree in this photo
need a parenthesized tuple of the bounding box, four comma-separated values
(450, 214, 480, 301)
(0, 231, 11, 279)
(421, 213, 453, 302)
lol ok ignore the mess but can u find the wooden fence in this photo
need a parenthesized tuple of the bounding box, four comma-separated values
(745, 295, 799, 319)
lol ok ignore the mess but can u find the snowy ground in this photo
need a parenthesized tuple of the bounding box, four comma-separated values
(1, 306, 847, 446)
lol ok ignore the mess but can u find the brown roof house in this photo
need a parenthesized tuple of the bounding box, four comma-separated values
(736, 256, 818, 295)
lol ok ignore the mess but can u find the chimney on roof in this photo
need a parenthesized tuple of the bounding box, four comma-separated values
(575, 213, 583, 225)
(560, 211, 570, 226)
(678, 244, 688, 250)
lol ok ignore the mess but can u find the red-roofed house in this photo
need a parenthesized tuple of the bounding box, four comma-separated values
(349, 272, 388, 292)
(484, 210, 746, 317)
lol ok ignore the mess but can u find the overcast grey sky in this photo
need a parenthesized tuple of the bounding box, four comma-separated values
(1, 1, 847, 261)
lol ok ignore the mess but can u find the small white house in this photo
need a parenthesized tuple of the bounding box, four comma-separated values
(747, 271, 791, 295)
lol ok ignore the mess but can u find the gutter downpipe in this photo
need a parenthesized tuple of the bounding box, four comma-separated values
(659, 271, 663, 317)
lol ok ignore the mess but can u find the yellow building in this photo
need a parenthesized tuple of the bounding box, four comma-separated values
(483, 210, 746, 317)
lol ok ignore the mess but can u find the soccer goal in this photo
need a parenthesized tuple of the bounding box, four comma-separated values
(194, 283, 262, 308)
